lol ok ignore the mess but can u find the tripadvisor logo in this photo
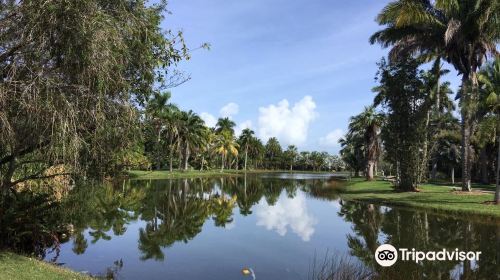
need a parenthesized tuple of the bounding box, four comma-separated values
(375, 244, 481, 267)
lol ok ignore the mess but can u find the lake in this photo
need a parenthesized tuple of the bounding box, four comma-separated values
(42, 173, 499, 279)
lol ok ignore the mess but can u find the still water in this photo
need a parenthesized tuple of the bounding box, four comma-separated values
(43, 174, 499, 279)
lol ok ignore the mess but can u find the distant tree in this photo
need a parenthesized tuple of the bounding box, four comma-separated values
(265, 138, 282, 170)
(238, 129, 255, 171)
(284, 145, 299, 171)
(215, 118, 236, 135)
(215, 131, 239, 172)
(348, 106, 384, 180)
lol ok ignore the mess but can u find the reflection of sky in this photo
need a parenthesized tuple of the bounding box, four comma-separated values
(255, 192, 317, 241)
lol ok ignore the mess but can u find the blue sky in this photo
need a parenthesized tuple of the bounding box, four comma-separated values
(163, 0, 460, 154)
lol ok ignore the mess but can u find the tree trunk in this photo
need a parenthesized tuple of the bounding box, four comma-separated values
(220, 154, 225, 172)
(431, 160, 438, 180)
(451, 167, 455, 185)
(461, 76, 473, 192)
(479, 147, 489, 184)
(244, 145, 248, 172)
(183, 145, 190, 171)
(200, 155, 204, 171)
(366, 160, 375, 181)
(169, 150, 174, 172)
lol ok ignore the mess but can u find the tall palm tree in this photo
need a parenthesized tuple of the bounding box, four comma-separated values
(177, 111, 207, 171)
(478, 58, 500, 203)
(370, 0, 499, 191)
(284, 145, 298, 171)
(215, 131, 239, 172)
(238, 128, 255, 171)
(215, 117, 236, 135)
(349, 106, 384, 180)
(145, 92, 172, 170)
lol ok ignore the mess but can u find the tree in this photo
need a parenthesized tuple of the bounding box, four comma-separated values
(348, 106, 384, 180)
(0, 0, 192, 192)
(238, 129, 255, 171)
(215, 118, 236, 135)
(177, 111, 207, 171)
(284, 145, 299, 171)
(265, 138, 282, 170)
(145, 92, 172, 170)
(374, 57, 430, 191)
(477, 59, 500, 203)
(370, 0, 499, 191)
(215, 131, 239, 172)
(339, 133, 365, 177)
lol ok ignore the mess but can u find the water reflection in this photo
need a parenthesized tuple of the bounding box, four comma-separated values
(256, 192, 317, 241)
(339, 201, 500, 279)
(1, 174, 499, 279)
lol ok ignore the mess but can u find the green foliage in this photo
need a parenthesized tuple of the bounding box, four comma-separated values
(0, 0, 192, 190)
(374, 57, 430, 191)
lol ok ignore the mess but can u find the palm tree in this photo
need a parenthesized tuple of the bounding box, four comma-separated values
(370, 0, 499, 191)
(339, 134, 365, 177)
(215, 117, 236, 135)
(284, 145, 298, 171)
(478, 58, 500, 203)
(177, 111, 207, 171)
(265, 137, 282, 170)
(238, 128, 255, 171)
(145, 92, 172, 170)
(215, 131, 239, 172)
(349, 106, 384, 180)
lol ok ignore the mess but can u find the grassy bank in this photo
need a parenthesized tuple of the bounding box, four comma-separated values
(339, 179, 500, 218)
(0, 252, 91, 280)
(126, 169, 336, 180)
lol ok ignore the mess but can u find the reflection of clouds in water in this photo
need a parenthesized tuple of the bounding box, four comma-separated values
(225, 221, 236, 230)
(256, 192, 317, 241)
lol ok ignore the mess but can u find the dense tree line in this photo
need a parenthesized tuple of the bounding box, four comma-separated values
(135, 93, 345, 173)
(340, 0, 499, 202)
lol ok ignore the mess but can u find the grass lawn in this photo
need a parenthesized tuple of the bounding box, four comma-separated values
(0, 252, 92, 280)
(339, 178, 500, 219)
(126, 169, 336, 180)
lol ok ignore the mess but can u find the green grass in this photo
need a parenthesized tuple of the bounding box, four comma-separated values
(0, 252, 92, 280)
(126, 169, 336, 180)
(339, 178, 500, 218)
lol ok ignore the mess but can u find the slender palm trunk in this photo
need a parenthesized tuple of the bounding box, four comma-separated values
(183, 145, 190, 171)
(451, 167, 455, 185)
(220, 154, 225, 172)
(461, 75, 473, 192)
(244, 144, 248, 172)
(200, 155, 204, 171)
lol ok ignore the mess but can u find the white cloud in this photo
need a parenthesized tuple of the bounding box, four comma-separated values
(257, 96, 318, 146)
(235, 120, 253, 137)
(200, 112, 217, 128)
(219, 102, 239, 118)
(255, 192, 317, 241)
(319, 129, 344, 147)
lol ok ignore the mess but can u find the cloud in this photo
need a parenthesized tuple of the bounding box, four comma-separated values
(256, 192, 317, 241)
(235, 120, 253, 137)
(319, 129, 344, 147)
(200, 112, 217, 128)
(257, 96, 318, 146)
(219, 102, 239, 118)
